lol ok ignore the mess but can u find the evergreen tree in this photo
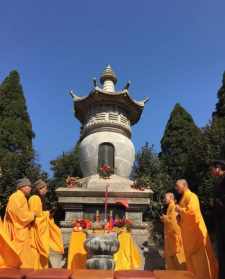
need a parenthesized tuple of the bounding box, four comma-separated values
(50, 144, 82, 189)
(198, 72, 225, 230)
(48, 144, 82, 223)
(0, 71, 42, 204)
(160, 103, 202, 190)
(132, 142, 172, 219)
(210, 71, 225, 159)
(213, 71, 225, 120)
(132, 143, 172, 245)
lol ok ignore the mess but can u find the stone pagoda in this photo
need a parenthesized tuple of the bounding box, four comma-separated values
(56, 65, 152, 247)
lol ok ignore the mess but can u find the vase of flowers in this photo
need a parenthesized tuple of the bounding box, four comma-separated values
(131, 177, 150, 191)
(66, 176, 81, 188)
(72, 219, 92, 231)
(98, 164, 113, 179)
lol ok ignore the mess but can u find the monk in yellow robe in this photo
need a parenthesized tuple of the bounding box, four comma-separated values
(175, 179, 218, 279)
(160, 192, 186, 270)
(0, 218, 21, 268)
(114, 229, 142, 270)
(4, 178, 36, 268)
(28, 179, 64, 270)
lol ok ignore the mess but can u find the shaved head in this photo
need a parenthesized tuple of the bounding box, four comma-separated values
(165, 192, 175, 204)
(175, 179, 189, 194)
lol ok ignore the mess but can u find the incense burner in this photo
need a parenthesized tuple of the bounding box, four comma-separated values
(84, 232, 119, 270)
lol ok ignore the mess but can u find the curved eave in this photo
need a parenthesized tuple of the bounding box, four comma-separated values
(72, 89, 149, 125)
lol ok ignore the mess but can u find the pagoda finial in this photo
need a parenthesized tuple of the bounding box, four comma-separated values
(100, 65, 117, 92)
(92, 77, 97, 88)
(123, 80, 131, 91)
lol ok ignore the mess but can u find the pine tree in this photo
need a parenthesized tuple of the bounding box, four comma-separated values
(210, 71, 225, 159)
(132, 142, 172, 219)
(213, 71, 225, 120)
(198, 72, 225, 230)
(0, 71, 41, 204)
(50, 144, 82, 189)
(160, 103, 202, 190)
(132, 143, 172, 245)
(200, 72, 225, 182)
(47, 145, 82, 223)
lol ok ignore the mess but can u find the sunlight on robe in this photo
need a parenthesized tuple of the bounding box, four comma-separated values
(114, 231, 142, 271)
(179, 189, 218, 279)
(67, 231, 87, 270)
(4, 190, 35, 268)
(163, 201, 186, 270)
(28, 195, 64, 270)
(0, 219, 21, 268)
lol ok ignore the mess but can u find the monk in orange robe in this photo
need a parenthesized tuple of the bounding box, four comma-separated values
(175, 179, 218, 279)
(28, 179, 64, 269)
(4, 178, 36, 268)
(0, 218, 21, 268)
(160, 192, 186, 270)
(114, 229, 142, 270)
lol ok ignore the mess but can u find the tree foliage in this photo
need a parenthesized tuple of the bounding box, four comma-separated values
(160, 103, 202, 191)
(198, 72, 225, 229)
(213, 72, 225, 120)
(0, 71, 44, 207)
(132, 143, 172, 219)
(210, 71, 225, 159)
(47, 144, 82, 212)
(50, 144, 82, 189)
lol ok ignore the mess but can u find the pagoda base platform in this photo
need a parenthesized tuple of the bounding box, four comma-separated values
(56, 175, 152, 252)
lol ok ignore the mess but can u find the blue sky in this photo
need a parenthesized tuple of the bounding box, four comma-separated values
(0, 0, 225, 174)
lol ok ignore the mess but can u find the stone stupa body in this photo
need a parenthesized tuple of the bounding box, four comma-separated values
(56, 66, 152, 247)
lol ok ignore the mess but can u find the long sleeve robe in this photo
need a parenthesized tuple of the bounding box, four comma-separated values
(4, 190, 35, 268)
(0, 218, 21, 268)
(163, 201, 186, 270)
(28, 195, 64, 270)
(179, 189, 218, 279)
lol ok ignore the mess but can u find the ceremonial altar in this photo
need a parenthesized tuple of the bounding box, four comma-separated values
(67, 229, 142, 271)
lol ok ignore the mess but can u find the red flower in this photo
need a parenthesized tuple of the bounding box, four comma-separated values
(72, 219, 92, 229)
(125, 219, 132, 225)
(98, 164, 113, 179)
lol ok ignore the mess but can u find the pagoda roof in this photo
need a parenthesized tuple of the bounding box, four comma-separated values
(71, 87, 149, 125)
(70, 65, 149, 125)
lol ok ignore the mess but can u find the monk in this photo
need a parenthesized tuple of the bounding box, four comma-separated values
(28, 179, 64, 269)
(175, 179, 218, 279)
(0, 218, 21, 268)
(4, 178, 36, 268)
(160, 192, 186, 270)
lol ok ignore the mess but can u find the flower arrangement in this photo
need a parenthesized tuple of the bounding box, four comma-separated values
(72, 219, 92, 231)
(72, 216, 133, 233)
(98, 164, 113, 179)
(66, 176, 81, 188)
(131, 178, 150, 191)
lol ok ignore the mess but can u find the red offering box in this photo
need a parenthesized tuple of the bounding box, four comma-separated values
(72, 269, 113, 279)
(0, 268, 33, 279)
(26, 268, 72, 279)
(153, 270, 196, 279)
(114, 271, 156, 279)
